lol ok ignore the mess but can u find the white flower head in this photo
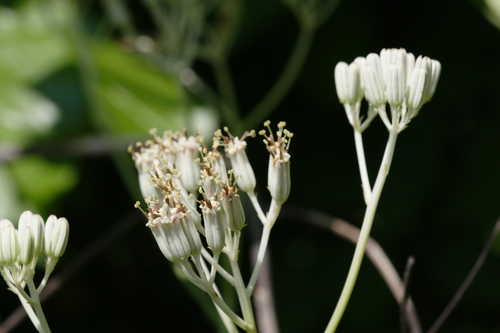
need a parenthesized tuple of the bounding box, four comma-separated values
(0, 219, 19, 266)
(217, 128, 257, 193)
(17, 224, 34, 265)
(200, 199, 227, 253)
(219, 182, 246, 231)
(259, 121, 293, 204)
(360, 53, 386, 106)
(18, 210, 44, 256)
(44, 215, 69, 259)
(142, 197, 202, 262)
(174, 134, 202, 193)
(334, 61, 363, 105)
(335, 48, 441, 130)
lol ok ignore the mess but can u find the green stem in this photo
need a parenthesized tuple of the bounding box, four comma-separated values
(229, 256, 256, 333)
(324, 129, 399, 333)
(247, 200, 281, 295)
(28, 280, 52, 333)
(353, 129, 371, 205)
(244, 26, 314, 128)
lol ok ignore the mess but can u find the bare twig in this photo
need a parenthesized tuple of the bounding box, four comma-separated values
(0, 213, 140, 333)
(285, 206, 423, 333)
(400, 256, 416, 333)
(426, 219, 500, 333)
(249, 213, 280, 333)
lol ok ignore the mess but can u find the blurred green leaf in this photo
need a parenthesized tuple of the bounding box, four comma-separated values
(0, 84, 60, 144)
(90, 42, 187, 134)
(476, 0, 500, 30)
(0, 1, 72, 83)
(10, 156, 78, 210)
(0, 165, 22, 221)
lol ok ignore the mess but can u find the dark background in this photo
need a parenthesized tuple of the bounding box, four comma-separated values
(1, 0, 500, 332)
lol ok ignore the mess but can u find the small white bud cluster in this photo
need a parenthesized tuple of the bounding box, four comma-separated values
(131, 122, 292, 294)
(0, 211, 69, 291)
(334, 48, 441, 132)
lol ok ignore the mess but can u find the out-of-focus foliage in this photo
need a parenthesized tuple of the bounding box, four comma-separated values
(482, 0, 500, 29)
(91, 42, 186, 134)
(10, 156, 77, 211)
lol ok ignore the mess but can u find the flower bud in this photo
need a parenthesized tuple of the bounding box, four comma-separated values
(226, 137, 256, 193)
(268, 155, 291, 204)
(260, 121, 293, 204)
(423, 59, 441, 103)
(220, 185, 246, 231)
(210, 150, 229, 185)
(149, 223, 174, 262)
(17, 225, 34, 265)
(181, 215, 203, 256)
(175, 136, 201, 193)
(201, 200, 227, 253)
(334, 61, 362, 105)
(406, 67, 427, 112)
(18, 210, 45, 256)
(221, 193, 245, 231)
(0, 219, 19, 266)
(44, 215, 69, 258)
(149, 220, 185, 262)
(361, 53, 386, 106)
(147, 205, 200, 262)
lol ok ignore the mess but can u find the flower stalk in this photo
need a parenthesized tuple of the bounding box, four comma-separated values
(327, 48, 441, 332)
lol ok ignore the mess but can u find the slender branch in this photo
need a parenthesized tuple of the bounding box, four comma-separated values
(400, 257, 416, 333)
(244, 26, 315, 128)
(286, 206, 422, 333)
(247, 201, 282, 295)
(247, 225, 272, 295)
(426, 219, 500, 333)
(249, 212, 280, 333)
(201, 249, 236, 286)
(227, 232, 256, 333)
(247, 192, 268, 224)
(353, 129, 371, 205)
(27, 281, 52, 333)
(325, 129, 399, 333)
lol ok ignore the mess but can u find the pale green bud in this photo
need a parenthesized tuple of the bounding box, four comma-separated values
(221, 193, 246, 231)
(17, 225, 34, 265)
(268, 156, 291, 204)
(0, 219, 19, 266)
(334, 61, 362, 105)
(361, 53, 386, 106)
(175, 136, 201, 193)
(18, 211, 44, 256)
(44, 215, 69, 258)
(226, 138, 256, 193)
(201, 200, 227, 253)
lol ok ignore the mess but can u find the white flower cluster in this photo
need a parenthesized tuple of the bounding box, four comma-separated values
(0, 211, 69, 291)
(334, 48, 441, 132)
(130, 122, 293, 265)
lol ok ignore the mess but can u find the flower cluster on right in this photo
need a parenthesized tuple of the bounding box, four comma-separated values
(334, 48, 441, 132)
